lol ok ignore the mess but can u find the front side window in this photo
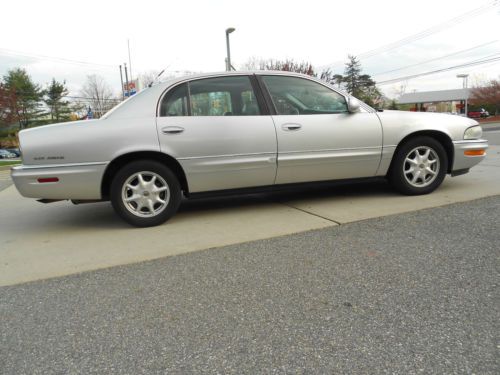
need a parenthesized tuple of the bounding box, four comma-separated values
(262, 76, 348, 115)
(189, 76, 261, 116)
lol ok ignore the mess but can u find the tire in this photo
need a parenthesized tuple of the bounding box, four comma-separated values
(388, 136, 448, 195)
(110, 160, 182, 227)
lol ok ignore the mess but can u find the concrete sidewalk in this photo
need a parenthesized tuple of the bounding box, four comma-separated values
(1, 146, 499, 286)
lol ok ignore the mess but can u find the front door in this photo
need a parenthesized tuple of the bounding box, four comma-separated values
(260, 75, 383, 184)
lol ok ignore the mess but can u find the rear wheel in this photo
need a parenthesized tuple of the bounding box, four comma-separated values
(111, 160, 181, 227)
(389, 136, 448, 195)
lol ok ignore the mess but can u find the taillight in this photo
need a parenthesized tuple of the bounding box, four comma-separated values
(37, 177, 59, 183)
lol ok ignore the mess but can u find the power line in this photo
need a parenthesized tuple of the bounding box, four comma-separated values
(0, 88, 123, 102)
(326, 0, 499, 68)
(372, 41, 499, 77)
(377, 55, 500, 85)
(0, 48, 115, 69)
(64, 95, 121, 102)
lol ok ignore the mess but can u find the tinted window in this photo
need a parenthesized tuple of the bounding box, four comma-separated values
(189, 76, 261, 116)
(262, 76, 348, 115)
(160, 83, 188, 116)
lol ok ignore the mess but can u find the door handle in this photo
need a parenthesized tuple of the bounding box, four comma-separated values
(162, 126, 185, 134)
(282, 123, 302, 131)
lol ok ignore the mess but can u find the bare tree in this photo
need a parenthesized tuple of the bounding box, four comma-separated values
(138, 70, 162, 89)
(138, 70, 180, 89)
(240, 57, 316, 76)
(80, 75, 116, 118)
(240, 56, 262, 71)
(470, 78, 500, 115)
(390, 81, 408, 99)
(261, 59, 315, 76)
(317, 68, 343, 87)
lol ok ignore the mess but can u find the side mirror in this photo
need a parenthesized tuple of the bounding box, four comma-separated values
(347, 97, 361, 113)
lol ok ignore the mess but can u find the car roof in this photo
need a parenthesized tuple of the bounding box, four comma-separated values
(103, 71, 372, 119)
(155, 70, 320, 89)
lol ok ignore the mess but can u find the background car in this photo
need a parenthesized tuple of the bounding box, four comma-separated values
(0, 149, 16, 159)
(5, 148, 21, 157)
(468, 108, 489, 118)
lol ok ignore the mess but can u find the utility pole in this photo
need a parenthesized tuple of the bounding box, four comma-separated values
(119, 65, 125, 100)
(124, 63, 129, 98)
(128, 39, 133, 84)
(457, 74, 469, 116)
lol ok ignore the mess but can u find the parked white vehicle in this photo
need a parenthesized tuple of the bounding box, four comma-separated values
(12, 71, 488, 226)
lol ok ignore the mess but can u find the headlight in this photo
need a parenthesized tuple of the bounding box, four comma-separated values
(464, 125, 482, 140)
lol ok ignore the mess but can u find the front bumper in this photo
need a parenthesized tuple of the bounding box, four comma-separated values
(452, 139, 488, 172)
(11, 162, 107, 200)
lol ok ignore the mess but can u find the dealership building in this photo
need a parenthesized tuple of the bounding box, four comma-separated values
(397, 88, 470, 114)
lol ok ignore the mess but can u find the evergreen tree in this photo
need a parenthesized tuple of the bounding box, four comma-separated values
(2, 68, 43, 128)
(343, 55, 362, 96)
(388, 99, 399, 110)
(341, 55, 382, 107)
(0, 83, 18, 127)
(43, 79, 71, 122)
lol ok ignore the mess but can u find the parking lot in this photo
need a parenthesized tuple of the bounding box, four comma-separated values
(1, 191, 499, 374)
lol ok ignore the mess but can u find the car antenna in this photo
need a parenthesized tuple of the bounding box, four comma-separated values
(148, 69, 165, 87)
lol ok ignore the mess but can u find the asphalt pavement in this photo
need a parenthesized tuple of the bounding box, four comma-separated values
(1, 196, 499, 374)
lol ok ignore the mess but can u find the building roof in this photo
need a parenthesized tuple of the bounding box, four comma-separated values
(398, 88, 470, 104)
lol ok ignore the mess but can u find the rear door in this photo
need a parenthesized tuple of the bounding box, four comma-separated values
(156, 75, 277, 193)
(259, 75, 383, 184)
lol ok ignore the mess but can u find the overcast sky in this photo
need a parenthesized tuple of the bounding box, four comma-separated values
(0, 0, 498, 98)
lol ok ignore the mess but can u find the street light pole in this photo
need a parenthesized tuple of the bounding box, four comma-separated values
(457, 74, 469, 116)
(225, 27, 235, 71)
(119, 65, 125, 101)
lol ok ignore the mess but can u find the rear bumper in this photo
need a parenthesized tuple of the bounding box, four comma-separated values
(452, 139, 488, 172)
(11, 162, 107, 200)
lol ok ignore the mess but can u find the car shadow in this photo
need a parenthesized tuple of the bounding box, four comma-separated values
(6, 178, 395, 232)
(179, 178, 394, 213)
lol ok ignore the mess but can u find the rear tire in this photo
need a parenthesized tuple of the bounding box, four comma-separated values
(389, 136, 448, 195)
(110, 160, 181, 227)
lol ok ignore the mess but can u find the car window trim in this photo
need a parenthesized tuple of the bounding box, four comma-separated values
(186, 82, 192, 116)
(255, 75, 277, 116)
(249, 75, 270, 116)
(158, 75, 265, 117)
(157, 81, 190, 117)
(259, 74, 350, 115)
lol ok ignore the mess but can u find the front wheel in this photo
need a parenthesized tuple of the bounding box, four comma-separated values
(111, 160, 182, 227)
(389, 136, 448, 195)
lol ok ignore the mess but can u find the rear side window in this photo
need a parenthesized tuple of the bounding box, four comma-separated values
(189, 76, 261, 116)
(262, 76, 348, 115)
(159, 83, 188, 116)
(159, 76, 261, 117)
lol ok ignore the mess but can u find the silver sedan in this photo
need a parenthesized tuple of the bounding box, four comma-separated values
(12, 72, 488, 226)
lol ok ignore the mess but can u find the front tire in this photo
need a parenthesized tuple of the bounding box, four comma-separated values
(389, 136, 448, 195)
(111, 160, 182, 227)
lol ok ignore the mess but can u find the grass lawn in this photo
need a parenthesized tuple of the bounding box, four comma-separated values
(0, 160, 21, 167)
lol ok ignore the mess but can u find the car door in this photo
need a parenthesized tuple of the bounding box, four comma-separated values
(260, 75, 383, 184)
(156, 75, 277, 193)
